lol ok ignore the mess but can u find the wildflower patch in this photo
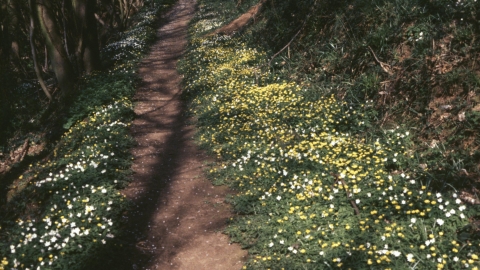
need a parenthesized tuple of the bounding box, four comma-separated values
(181, 0, 480, 269)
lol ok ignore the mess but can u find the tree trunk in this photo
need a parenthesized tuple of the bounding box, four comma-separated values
(0, 3, 9, 64)
(0, 3, 11, 147)
(73, 0, 101, 74)
(29, 0, 51, 101)
(36, 0, 76, 99)
(0, 2, 16, 148)
(8, 1, 28, 76)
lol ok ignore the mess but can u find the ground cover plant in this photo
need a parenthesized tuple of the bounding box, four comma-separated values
(180, 0, 480, 269)
(0, 1, 175, 269)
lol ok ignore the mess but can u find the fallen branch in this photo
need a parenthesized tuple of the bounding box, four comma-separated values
(368, 46, 394, 75)
(13, 139, 30, 164)
(211, 0, 267, 36)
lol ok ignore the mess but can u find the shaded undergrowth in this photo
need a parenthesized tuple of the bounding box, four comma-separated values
(0, 1, 177, 269)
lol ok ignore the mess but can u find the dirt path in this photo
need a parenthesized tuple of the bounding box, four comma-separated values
(118, 0, 247, 269)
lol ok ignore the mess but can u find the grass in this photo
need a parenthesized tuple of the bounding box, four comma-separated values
(180, 0, 480, 269)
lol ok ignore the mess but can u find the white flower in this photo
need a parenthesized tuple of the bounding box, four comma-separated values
(279, 240, 284, 244)
(411, 218, 416, 224)
(456, 199, 461, 204)
(406, 253, 415, 262)
(436, 219, 444, 226)
(454, 257, 459, 262)
(276, 196, 281, 201)
(391, 250, 401, 257)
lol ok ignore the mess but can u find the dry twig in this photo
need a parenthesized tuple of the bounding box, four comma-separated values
(368, 46, 394, 75)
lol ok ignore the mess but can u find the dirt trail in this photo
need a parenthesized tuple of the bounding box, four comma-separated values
(118, 0, 247, 269)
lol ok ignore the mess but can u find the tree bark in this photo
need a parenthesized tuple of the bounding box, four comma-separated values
(0, 2, 9, 64)
(0, 2, 11, 147)
(36, 0, 76, 99)
(29, 0, 51, 101)
(73, 0, 101, 74)
(8, 1, 28, 76)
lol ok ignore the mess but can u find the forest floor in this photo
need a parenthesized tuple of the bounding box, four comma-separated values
(119, 0, 247, 269)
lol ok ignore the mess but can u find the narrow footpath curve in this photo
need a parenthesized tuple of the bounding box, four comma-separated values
(120, 0, 247, 269)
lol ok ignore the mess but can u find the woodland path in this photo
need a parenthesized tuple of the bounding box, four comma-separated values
(117, 0, 247, 269)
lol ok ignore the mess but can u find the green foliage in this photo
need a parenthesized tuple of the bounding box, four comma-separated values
(181, 0, 480, 269)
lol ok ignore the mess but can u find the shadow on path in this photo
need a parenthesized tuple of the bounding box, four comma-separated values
(101, 1, 247, 269)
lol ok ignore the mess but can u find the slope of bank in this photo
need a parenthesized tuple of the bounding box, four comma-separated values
(180, 0, 480, 269)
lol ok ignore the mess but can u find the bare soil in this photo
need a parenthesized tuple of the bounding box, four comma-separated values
(116, 0, 247, 269)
